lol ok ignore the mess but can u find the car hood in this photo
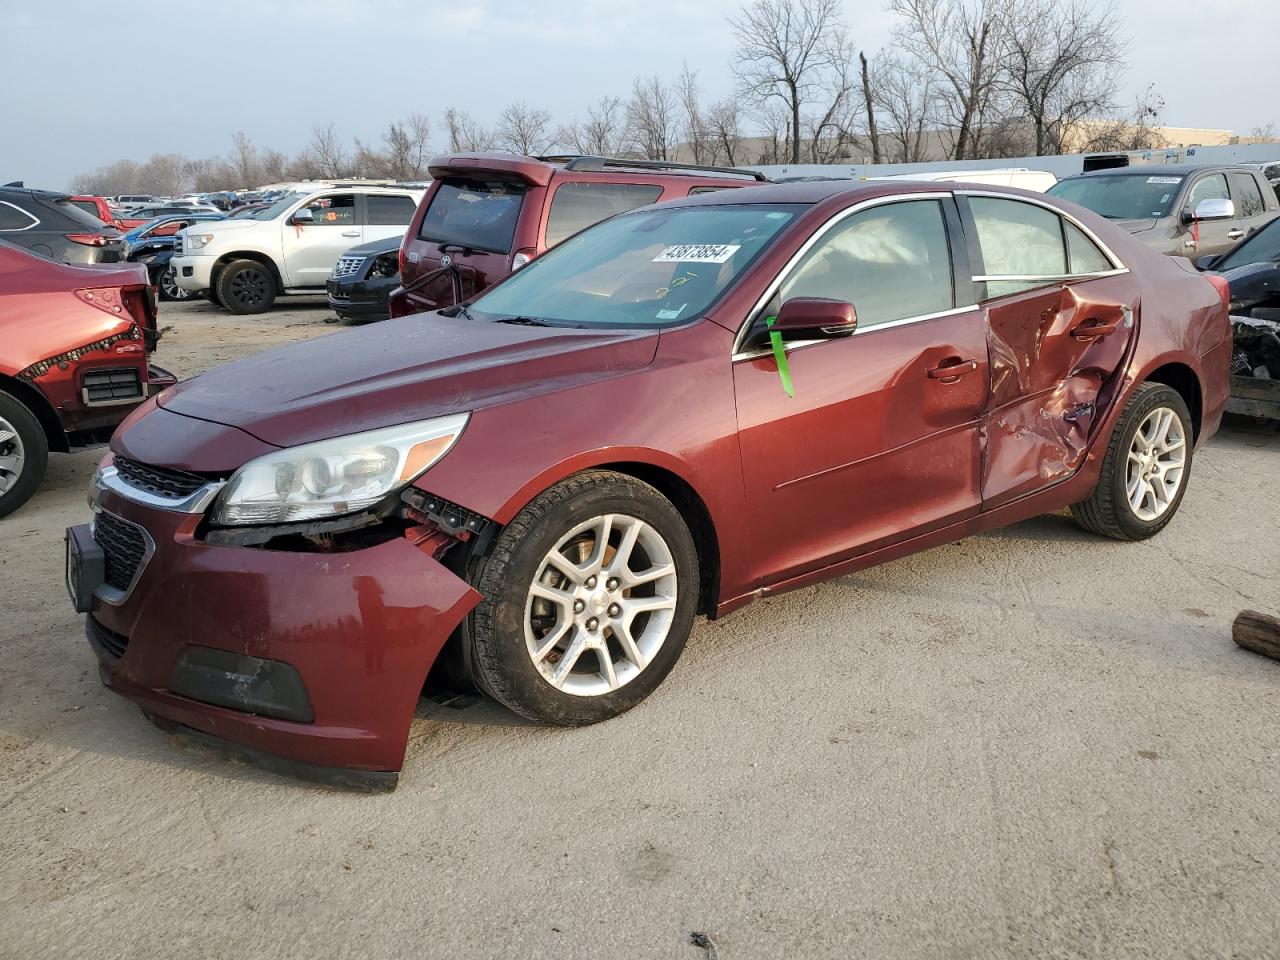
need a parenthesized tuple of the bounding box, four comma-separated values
(342, 234, 404, 258)
(1113, 217, 1160, 234)
(157, 313, 660, 447)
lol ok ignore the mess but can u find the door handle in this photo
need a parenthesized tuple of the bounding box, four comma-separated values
(927, 358, 979, 381)
(1227, 229, 1244, 240)
(1070, 320, 1119, 341)
(341, 230, 360, 238)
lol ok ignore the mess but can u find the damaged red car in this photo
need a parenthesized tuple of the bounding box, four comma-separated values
(1, 240, 173, 517)
(68, 181, 1230, 788)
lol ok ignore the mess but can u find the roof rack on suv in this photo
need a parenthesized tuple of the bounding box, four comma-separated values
(535, 155, 770, 182)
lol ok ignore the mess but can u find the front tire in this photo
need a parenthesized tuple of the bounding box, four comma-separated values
(216, 259, 277, 314)
(1070, 383, 1193, 540)
(157, 265, 195, 301)
(469, 471, 700, 725)
(0, 392, 49, 519)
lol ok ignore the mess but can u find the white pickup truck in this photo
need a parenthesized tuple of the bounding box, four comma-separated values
(171, 185, 424, 313)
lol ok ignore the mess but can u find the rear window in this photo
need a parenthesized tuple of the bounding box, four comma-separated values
(50, 198, 111, 228)
(418, 178, 527, 255)
(69, 199, 102, 218)
(544, 182, 663, 247)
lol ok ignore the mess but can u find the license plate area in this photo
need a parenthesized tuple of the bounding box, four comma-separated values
(66, 523, 105, 614)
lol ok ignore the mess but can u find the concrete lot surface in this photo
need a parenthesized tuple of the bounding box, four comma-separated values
(2, 299, 1279, 959)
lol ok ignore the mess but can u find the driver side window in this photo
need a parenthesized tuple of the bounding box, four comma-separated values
(1185, 174, 1228, 213)
(758, 199, 955, 336)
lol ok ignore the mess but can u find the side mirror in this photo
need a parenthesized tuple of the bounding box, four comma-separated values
(1194, 254, 1218, 271)
(772, 297, 858, 338)
(292, 207, 315, 225)
(1187, 198, 1234, 223)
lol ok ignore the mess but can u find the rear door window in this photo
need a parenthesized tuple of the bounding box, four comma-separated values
(1064, 221, 1114, 274)
(418, 178, 527, 255)
(366, 193, 418, 226)
(968, 197, 1067, 297)
(544, 182, 664, 247)
(1229, 173, 1265, 218)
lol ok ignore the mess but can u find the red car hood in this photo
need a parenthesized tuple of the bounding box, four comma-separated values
(157, 313, 660, 447)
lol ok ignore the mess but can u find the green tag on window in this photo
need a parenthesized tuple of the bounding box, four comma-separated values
(764, 316, 794, 398)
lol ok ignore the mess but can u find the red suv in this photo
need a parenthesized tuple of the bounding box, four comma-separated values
(0, 240, 174, 516)
(389, 153, 768, 317)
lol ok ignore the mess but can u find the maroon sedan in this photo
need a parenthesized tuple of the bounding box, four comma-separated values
(68, 181, 1231, 788)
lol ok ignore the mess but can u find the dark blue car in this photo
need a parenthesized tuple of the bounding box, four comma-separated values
(124, 213, 224, 300)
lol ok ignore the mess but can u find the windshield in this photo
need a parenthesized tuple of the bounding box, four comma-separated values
(1217, 216, 1280, 271)
(470, 203, 802, 329)
(250, 192, 304, 221)
(1048, 174, 1185, 220)
(418, 178, 527, 255)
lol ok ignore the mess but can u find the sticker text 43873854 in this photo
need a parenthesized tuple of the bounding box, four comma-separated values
(652, 244, 742, 264)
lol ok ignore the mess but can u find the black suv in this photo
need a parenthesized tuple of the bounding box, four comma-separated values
(0, 185, 125, 265)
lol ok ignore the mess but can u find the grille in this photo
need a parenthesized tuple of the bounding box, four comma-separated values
(87, 615, 129, 659)
(173, 234, 184, 255)
(115, 458, 210, 501)
(82, 368, 144, 405)
(93, 511, 148, 592)
(331, 255, 366, 279)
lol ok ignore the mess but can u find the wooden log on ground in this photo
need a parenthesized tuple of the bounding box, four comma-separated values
(1233, 610, 1280, 661)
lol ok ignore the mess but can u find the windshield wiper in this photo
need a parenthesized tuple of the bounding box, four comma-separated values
(495, 315, 554, 327)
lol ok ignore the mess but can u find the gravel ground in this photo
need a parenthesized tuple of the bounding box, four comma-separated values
(2, 298, 1279, 960)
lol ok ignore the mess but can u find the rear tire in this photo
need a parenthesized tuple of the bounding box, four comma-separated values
(216, 259, 277, 314)
(1070, 383, 1193, 541)
(469, 471, 700, 725)
(0, 391, 49, 519)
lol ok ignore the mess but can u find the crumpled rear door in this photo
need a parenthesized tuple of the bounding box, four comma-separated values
(981, 276, 1138, 509)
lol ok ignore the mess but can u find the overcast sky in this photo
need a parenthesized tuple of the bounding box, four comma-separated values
(2, 0, 1275, 190)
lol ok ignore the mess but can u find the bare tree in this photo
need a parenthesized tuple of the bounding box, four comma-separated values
(859, 52, 882, 163)
(1003, 0, 1125, 155)
(497, 102, 553, 155)
(308, 123, 348, 178)
(229, 131, 261, 187)
(1249, 122, 1278, 140)
(873, 54, 937, 163)
(729, 0, 850, 164)
(626, 75, 679, 160)
(555, 96, 628, 156)
(1082, 83, 1165, 152)
(444, 108, 494, 152)
(707, 100, 747, 166)
(380, 112, 433, 178)
(677, 63, 715, 163)
(890, 0, 1010, 161)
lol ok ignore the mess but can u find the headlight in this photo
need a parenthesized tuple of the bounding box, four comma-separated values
(185, 233, 215, 250)
(212, 413, 469, 526)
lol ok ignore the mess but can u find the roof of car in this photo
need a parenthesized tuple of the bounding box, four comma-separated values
(1067, 164, 1259, 179)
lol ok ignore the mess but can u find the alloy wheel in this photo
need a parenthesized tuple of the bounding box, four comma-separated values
(524, 513, 678, 697)
(0, 416, 25, 494)
(160, 265, 192, 300)
(1125, 406, 1187, 522)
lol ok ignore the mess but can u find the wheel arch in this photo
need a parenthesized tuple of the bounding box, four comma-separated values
(211, 251, 284, 292)
(0, 373, 68, 453)
(1141, 359, 1203, 441)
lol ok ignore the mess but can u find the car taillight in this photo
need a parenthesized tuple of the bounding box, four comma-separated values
(66, 233, 116, 247)
(511, 248, 536, 271)
(1205, 273, 1230, 308)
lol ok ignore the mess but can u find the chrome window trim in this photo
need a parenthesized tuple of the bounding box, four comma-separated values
(732, 305, 977, 362)
(95, 464, 226, 514)
(974, 268, 1129, 283)
(0, 200, 40, 232)
(958, 188, 1128, 274)
(90, 507, 156, 606)
(731, 191, 955, 357)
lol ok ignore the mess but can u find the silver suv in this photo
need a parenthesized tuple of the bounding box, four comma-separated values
(1047, 165, 1279, 260)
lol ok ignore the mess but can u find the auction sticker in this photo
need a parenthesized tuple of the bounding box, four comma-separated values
(653, 244, 741, 263)
(1146, 176, 1182, 184)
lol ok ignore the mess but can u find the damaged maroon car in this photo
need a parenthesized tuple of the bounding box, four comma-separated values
(68, 181, 1230, 788)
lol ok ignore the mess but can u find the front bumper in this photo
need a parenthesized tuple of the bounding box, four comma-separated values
(80, 485, 482, 784)
(327, 275, 397, 321)
(171, 254, 216, 292)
